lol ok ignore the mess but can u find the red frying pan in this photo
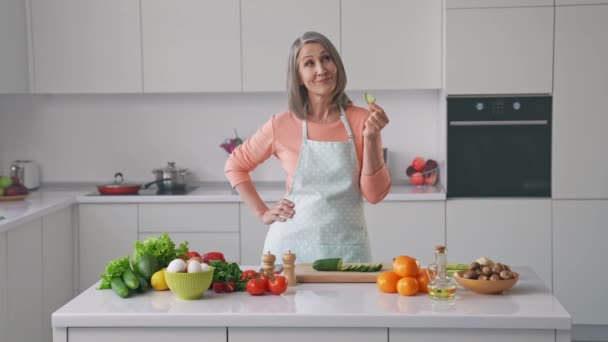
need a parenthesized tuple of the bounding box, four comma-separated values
(97, 172, 162, 195)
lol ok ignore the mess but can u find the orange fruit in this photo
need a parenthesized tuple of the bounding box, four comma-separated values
(376, 271, 400, 293)
(416, 268, 431, 293)
(393, 256, 420, 278)
(397, 277, 419, 296)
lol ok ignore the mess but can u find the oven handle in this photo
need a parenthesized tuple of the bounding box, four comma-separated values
(449, 120, 548, 126)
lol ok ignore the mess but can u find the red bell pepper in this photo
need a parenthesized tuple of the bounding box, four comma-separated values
(203, 251, 226, 264)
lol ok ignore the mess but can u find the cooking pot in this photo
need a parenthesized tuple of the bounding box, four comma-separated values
(152, 162, 189, 193)
(97, 172, 165, 195)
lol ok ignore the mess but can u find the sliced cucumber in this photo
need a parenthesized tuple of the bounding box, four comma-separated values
(312, 258, 382, 272)
(364, 92, 376, 105)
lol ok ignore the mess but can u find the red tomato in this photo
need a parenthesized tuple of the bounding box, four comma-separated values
(224, 281, 235, 293)
(258, 274, 270, 292)
(240, 270, 258, 281)
(212, 282, 224, 293)
(246, 278, 266, 296)
(268, 276, 288, 295)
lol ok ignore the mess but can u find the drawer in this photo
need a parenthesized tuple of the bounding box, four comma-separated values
(138, 203, 239, 233)
(68, 327, 226, 342)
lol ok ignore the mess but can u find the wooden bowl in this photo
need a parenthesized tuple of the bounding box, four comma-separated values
(453, 270, 519, 294)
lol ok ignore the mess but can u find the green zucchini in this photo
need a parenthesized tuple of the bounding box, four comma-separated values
(312, 258, 383, 272)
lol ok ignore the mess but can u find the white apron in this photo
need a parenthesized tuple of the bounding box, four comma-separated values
(262, 105, 372, 263)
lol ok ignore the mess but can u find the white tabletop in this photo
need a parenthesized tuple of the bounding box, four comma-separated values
(52, 267, 570, 330)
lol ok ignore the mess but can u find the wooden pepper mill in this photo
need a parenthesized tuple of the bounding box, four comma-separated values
(261, 251, 276, 275)
(282, 250, 297, 286)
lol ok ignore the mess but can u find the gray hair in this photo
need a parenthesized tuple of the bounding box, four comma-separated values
(287, 31, 351, 119)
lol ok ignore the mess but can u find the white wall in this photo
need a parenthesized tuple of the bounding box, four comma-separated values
(0, 90, 441, 184)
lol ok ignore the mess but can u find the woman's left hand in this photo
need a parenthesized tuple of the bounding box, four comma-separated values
(363, 102, 389, 139)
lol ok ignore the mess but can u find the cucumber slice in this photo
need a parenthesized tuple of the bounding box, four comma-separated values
(364, 92, 376, 105)
(312, 258, 383, 272)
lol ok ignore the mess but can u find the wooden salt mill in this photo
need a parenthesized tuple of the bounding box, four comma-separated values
(282, 250, 297, 286)
(261, 251, 276, 275)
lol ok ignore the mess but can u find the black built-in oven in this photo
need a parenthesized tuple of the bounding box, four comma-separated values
(447, 96, 551, 198)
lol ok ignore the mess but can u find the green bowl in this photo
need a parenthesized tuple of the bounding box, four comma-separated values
(165, 267, 214, 300)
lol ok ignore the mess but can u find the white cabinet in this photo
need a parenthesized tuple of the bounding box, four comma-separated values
(42, 208, 74, 342)
(553, 200, 608, 325)
(230, 327, 387, 342)
(241, 0, 340, 92)
(342, 0, 442, 90)
(448, 0, 553, 8)
(447, 6, 553, 94)
(68, 327, 226, 342)
(0, 0, 29, 93)
(552, 4, 608, 199)
(78, 204, 138, 292)
(365, 201, 445, 265)
(139, 203, 240, 262)
(446, 199, 552, 289)
(557, 0, 608, 4)
(240, 202, 269, 266)
(390, 328, 554, 342)
(30, 0, 142, 93)
(1, 208, 74, 342)
(0, 232, 5, 342)
(141, 0, 241, 92)
(6, 220, 43, 342)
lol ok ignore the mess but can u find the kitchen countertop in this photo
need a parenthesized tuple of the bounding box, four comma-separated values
(52, 267, 570, 330)
(0, 182, 445, 232)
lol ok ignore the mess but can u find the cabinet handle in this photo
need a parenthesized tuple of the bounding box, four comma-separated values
(449, 120, 548, 126)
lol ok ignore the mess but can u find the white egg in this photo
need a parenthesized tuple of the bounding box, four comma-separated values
(187, 260, 203, 273)
(200, 263, 210, 271)
(167, 258, 186, 273)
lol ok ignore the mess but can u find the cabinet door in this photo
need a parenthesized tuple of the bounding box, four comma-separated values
(365, 201, 445, 265)
(553, 5, 608, 199)
(79, 204, 138, 292)
(141, 0, 241, 92)
(139, 232, 240, 263)
(69, 327, 226, 342)
(446, 199, 552, 289)
(240, 202, 271, 266)
(391, 328, 554, 342)
(241, 0, 340, 92)
(42, 208, 74, 342)
(557, 0, 608, 4)
(138, 203, 239, 233)
(0, 232, 6, 342)
(0, 0, 28, 93)
(31, 0, 142, 93)
(342, 0, 442, 90)
(230, 327, 387, 342)
(7, 220, 43, 342)
(553, 200, 608, 325)
(447, 6, 553, 94)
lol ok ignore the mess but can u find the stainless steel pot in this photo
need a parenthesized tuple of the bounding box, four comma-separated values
(151, 162, 189, 193)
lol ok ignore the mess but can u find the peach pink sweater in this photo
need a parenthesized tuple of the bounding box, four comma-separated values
(224, 105, 391, 204)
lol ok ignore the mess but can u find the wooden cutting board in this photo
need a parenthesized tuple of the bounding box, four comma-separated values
(295, 263, 391, 283)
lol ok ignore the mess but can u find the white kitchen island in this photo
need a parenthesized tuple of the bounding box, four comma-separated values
(52, 267, 570, 342)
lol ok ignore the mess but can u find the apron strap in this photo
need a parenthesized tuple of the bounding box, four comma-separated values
(302, 105, 354, 141)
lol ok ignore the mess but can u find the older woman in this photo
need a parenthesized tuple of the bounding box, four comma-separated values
(225, 31, 390, 263)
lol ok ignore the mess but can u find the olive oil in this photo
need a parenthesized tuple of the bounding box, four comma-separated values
(427, 283, 457, 300)
(427, 245, 457, 301)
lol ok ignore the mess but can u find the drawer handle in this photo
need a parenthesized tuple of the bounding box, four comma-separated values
(449, 120, 548, 126)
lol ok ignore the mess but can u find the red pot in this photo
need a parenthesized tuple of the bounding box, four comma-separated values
(97, 172, 160, 195)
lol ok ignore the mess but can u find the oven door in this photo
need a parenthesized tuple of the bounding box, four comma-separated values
(447, 120, 551, 197)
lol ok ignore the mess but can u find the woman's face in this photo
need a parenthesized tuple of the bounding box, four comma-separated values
(297, 43, 337, 99)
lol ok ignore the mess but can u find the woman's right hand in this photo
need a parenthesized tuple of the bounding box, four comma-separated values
(261, 199, 295, 225)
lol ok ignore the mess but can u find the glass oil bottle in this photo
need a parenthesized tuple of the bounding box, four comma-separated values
(427, 245, 457, 301)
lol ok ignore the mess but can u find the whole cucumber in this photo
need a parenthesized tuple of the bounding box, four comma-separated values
(122, 268, 140, 290)
(111, 277, 130, 298)
(135, 273, 149, 293)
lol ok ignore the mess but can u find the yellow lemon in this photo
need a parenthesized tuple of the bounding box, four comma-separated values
(151, 268, 168, 291)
